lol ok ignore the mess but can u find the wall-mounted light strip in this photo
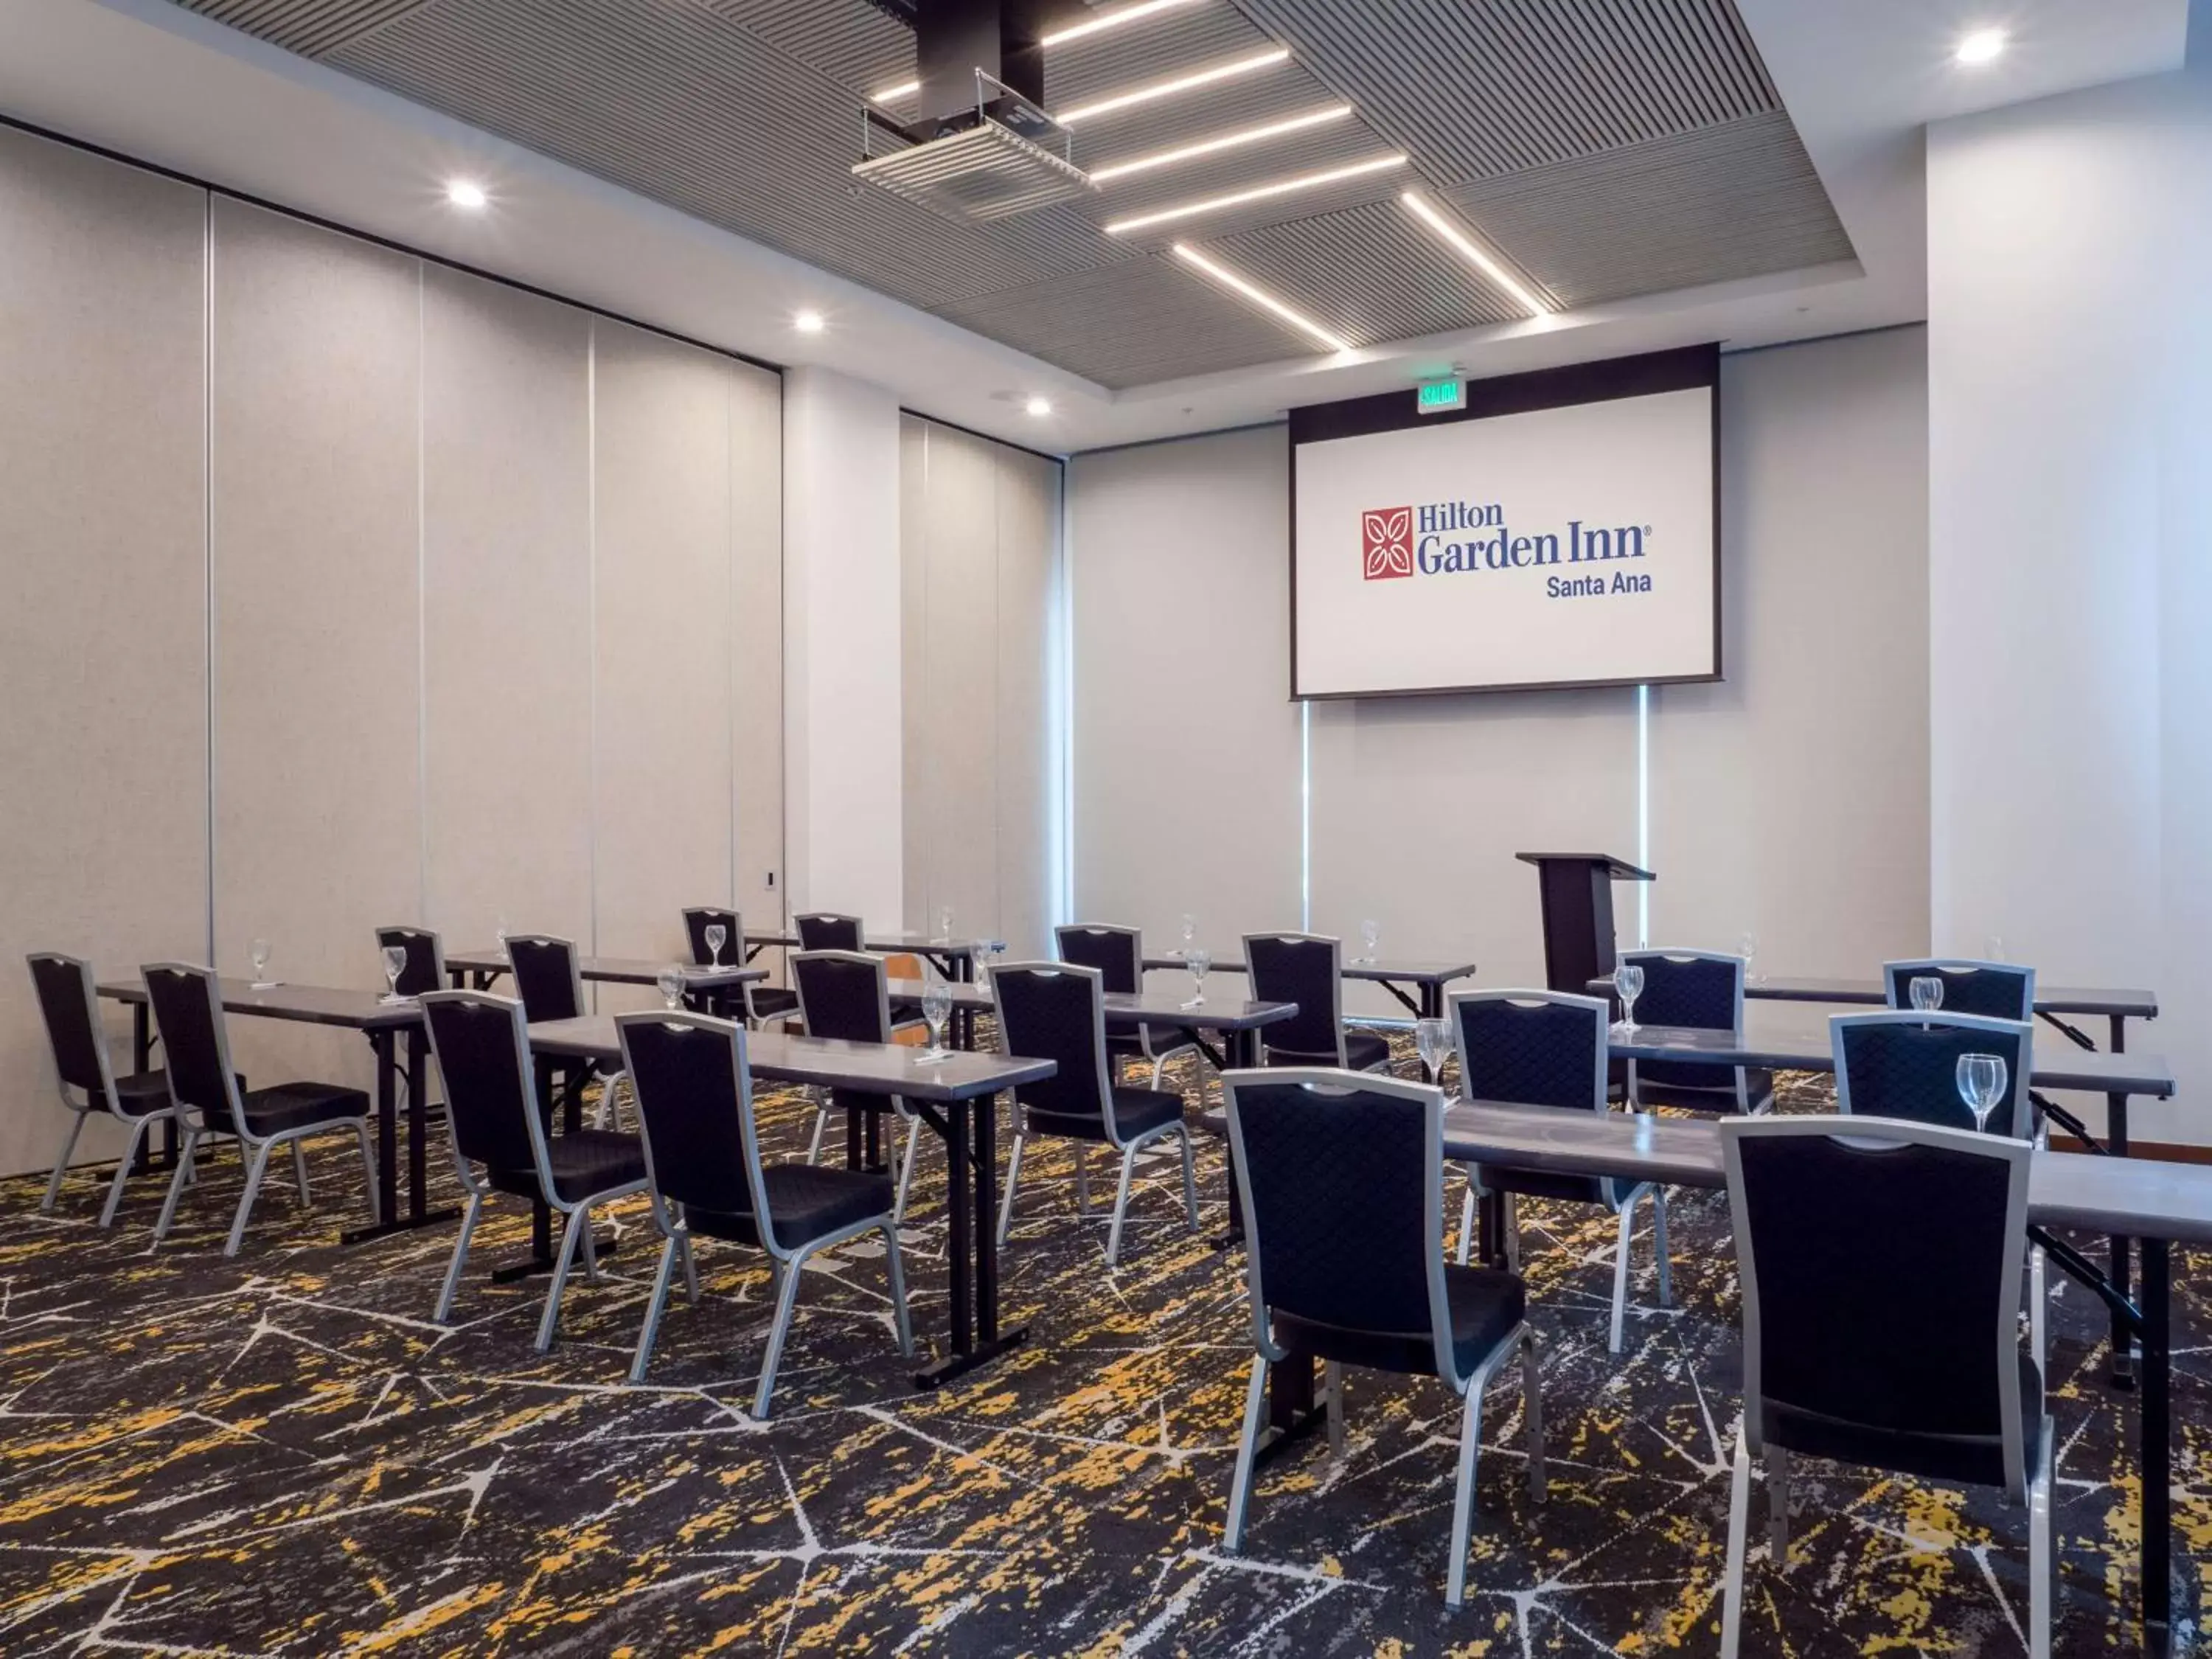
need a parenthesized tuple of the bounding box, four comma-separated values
(1043, 0, 1203, 47)
(1171, 242, 1349, 352)
(1057, 47, 1290, 125)
(1089, 105, 1354, 184)
(1107, 153, 1405, 234)
(1399, 189, 1551, 316)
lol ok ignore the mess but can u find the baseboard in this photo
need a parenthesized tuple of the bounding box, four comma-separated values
(2049, 1134, 2212, 1164)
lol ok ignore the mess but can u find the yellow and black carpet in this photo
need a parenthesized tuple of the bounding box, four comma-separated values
(0, 1051, 2204, 1656)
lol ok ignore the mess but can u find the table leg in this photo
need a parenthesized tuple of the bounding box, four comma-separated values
(2141, 1238, 2173, 1655)
(406, 1029, 428, 1221)
(913, 1093, 1028, 1389)
(447, 967, 465, 990)
(343, 1027, 459, 1246)
(946, 1098, 973, 1354)
(1255, 1349, 1327, 1467)
(846, 1101, 862, 1171)
(2110, 1091, 2135, 1387)
(973, 1088, 999, 1345)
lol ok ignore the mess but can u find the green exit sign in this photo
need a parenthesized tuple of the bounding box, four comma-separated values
(1416, 376, 1466, 414)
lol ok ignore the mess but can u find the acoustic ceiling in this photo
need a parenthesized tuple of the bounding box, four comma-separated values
(173, 0, 1856, 390)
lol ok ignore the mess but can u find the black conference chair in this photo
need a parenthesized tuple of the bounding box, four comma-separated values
(505, 933, 619, 1128)
(1882, 958, 2038, 1021)
(1619, 949, 1770, 1114)
(1220, 1068, 1545, 1607)
(1834, 1009, 2048, 1367)
(1717, 1116, 2049, 1659)
(1243, 932, 1390, 1073)
(418, 990, 647, 1350)
(27, 952, 200, 1226)
(1054, 923, 1197, 1089)
(683, 905, 801, 1028)
(992, 961, 1199, 1265)
(141, 962, 377, 1255)
(618, 1009, 914, 1413)
(374, 925, 445, 998)
(1450, 990, 1669, 1354)
(790, 950, 923, 1222)
(796, 913, 924, 1026)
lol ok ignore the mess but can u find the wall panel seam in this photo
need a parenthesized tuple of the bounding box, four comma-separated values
(203, 188, 216, 964)
(586, 318, 600, 996)
(416, 261, 429, 924)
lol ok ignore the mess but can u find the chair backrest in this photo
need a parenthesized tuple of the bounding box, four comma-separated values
(619, 1010, 765, 1226)
(1223, 1068, 1458, 1382)
(796, 912, 865, 952)
(682, 907, 742, 967)
(1242, 933, 1343, 1060)
(141, 963, 245, 1133)
(1882, 959, 2037, 1023)
(1722, 1116, 2031, 1494)
(1832, 1012, 2036, 1139)
(792, 950, 891, 1044)
(1620, 949, 1742, 1032)
(1054, 925, 1143, 995)
(506, 935, 584, 1023)
(27, 952, 118, 1104)
(1449, 990, 1608, 1112)
(419, 990, 547, 1177)
(375, 925, 445, 998)
(991, 963, 1115, 1132)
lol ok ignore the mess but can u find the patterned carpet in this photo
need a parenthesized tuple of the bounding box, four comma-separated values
(0, 1044, 2204, 1658)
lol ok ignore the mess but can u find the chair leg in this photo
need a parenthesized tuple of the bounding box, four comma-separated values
(629, 1234, 681, 1384)
(1609, 1203, 1636, 1354)
(1503, 1192, 1522, 1273)
(152, 1126, 199, 1245)
(1074, 1150, 1091, 1216)
(580, 1215, 601, 1284)
(2029, 1415, 2053, 1659)
(100, 1116, 153, 1228)
(1178, 1130, 1200, 1231)
(678, 1231, 700, 1304)
(1767, 1442, 1790, 1562)
(2030, 1246, 2048, 1374)
(1652, 1188, 1673, 1307)
(893, 1112, 922, 1225)
(436, 1192, 483, 1322)
(995, 1130, 1026, 1247)
(1324, 1360, 1345, 1457)
(1520, 1332, 1546, 1499)
(224, 1141, 274, 1257)
(1719, 1429, 1754, 1659)
(882, 1220, 915, 1357)
(533, 1207, 588, 1352)
(1221, 1353, 1270, 1554)
(40, 1113, 88, 1213)
(804, 1099, 830, 1165)
(353, 1124, 380, 1228)
(290, 1140, 312, 1205)
(751, 1252, 806, 1419)
(1445, 1374, 1489, 1609)
(1105, 1144, 1138, 1267)
(1455, 1183, 1477, 1266)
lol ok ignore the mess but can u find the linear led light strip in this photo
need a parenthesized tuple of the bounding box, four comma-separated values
(1088, 105, 1352, 184)
(1057, 46, 1289, 124)
(869, 0, 1215, 104)
(1400, 189, 1552, 316)
(1105, 152, 1405, 234)
(1172, 242, 1349, 353)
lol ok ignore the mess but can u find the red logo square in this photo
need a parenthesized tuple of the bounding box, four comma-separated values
(1363, 507, 1413, 580)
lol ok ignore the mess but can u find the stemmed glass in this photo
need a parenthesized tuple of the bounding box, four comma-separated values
(973, 942, 998, 997)
(1180, 914, 1197, 956)
(495, 916, 511, 964)
(936, 905, 955, 946)
(1739, 931, 1759, 987)
(1909, 975, 1945, 1014)
(1360, 919, 1380, 965)
(703, 922, 728, 970)
(1184, 947, 1211, 1009)
(656, 965, 687, 1011)
(1985, 934, 2007, 963)
(919, 969, 953, 1062)
(249, 938, 274, 990)
(1957, 1052, 2008, 1133)
(1415, 1017, 1451, 1096)
(380, 945, 408, 1004)
(1613, 961, 1644, 1033)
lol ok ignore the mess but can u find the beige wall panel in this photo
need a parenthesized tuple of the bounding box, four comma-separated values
(590, 319, 734, 996)
(726, 360, 785, 944)
(899, 414, 932, 935)
(209, 199, 420, 1093)
(0, 131, 209, 1175)
(995, 446, 1057, 959)
(421, 265, 592, 956)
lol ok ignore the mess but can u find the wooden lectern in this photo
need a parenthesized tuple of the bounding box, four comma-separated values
(1515, 853, 1656, 995)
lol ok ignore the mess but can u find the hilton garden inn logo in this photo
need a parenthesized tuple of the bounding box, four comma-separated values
(1360, 498, 1652, 590)
(1360, 508, 1415, 580)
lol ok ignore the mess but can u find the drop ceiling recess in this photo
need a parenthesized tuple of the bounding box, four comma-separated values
(175, 0, 1856, 391)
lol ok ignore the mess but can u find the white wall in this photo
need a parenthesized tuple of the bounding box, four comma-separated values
(1927, 59, 2212, 1146)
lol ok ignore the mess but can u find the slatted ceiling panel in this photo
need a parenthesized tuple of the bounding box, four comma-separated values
(701, 0, 916, 96)
(178, 0, 429, 56)
(328, 0, 1116, 311)
(1442, 109, 1853, 308)
(1198, 198, 1525, 343)
(1095, 150, 1408, 248)
(1041, 1, 1274, 109)
(1082, 112, 1389, 226)
(1225, 0, 1777, 181)
(939, 254, 1304, 388)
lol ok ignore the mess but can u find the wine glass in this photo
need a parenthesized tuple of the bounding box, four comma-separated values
(920, 970, 953, 1061)
(1360, 919, 1380, 964)
(936, 905, 955, 946)
(249, 938, 273, 989)
(703, 922, 728, 969)
(1956, 1052, 2008, 1133)
(1613, 961, 1644, 1032)
(1909, 975, 1944, 1014)
(1738, 931, 1759, 987)
(656, 965, 686, 1011)
(973, 942, 997, 996)
(380, 945, 408, 1004)
(495, 915, 510, 964)
(1180, 913, 1197, 956)
(1984, 934, 2006, 963)
(1185, 947, 1211, 1009)
(1415, 1017, 1450, 1093)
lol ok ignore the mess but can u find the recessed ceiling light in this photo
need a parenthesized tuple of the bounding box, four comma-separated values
(1026, 396, 1054, 417)
(1106, 153, 1407, 234)
(1057, 48, 1290, 125)
(870, 78, 920, 104)
(445, 178, 487, 210)
(1041, 0, 1203, 48)
(794, 310, 826, 334)
(1171, 242, 1349, 354)
(1399, 190, 1552, 317)
(1955, 27, 2006, 64)
(1088, 105, 1354, 184)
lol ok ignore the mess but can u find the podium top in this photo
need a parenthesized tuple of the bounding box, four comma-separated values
(1514, 852, 1655, 881)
